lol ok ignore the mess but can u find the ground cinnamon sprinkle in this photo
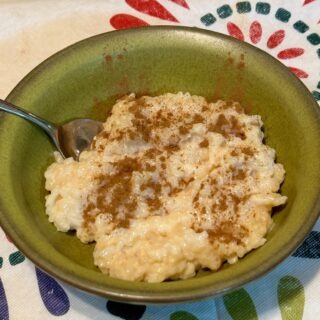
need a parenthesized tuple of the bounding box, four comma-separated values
(242, 146, 254, 156)
(83, 156, 141, 229)
(191, 113, 205, 124)
(208, 114, 246, 139)
(206, 222, 249, 245)
(199, 138, 209, 148)
(45, 92, 287, 283)
(232, 168, 247, 181)
(179, 125, 190, 134)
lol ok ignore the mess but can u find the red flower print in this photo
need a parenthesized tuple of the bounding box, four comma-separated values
(267, 30, 285, 49)
(303, 0, 316, 5)
(125, 0, 178, 22)
(227, 22, 244, 41)
(249, 21, 262, 44)
(288, 67, 309, 79)
(226, 21, 308, 79)
(110, 14, 149, 30)
(168, 0, 189, 9)
(110, 0, 187, 29)
(277, 48, 304, 59)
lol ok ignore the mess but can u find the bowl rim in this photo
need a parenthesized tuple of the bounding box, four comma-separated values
(1, 25, 320, 303)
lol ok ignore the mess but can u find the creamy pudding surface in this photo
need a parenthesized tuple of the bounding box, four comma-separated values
(44, 92, 286, 282)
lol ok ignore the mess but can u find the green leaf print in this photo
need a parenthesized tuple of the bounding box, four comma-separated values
(223, 288, 258, 320)
(277, 276, 305, 320)
(170, 311, 199, 320)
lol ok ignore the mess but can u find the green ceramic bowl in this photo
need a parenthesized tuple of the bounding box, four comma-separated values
(0, 26, 319, 303)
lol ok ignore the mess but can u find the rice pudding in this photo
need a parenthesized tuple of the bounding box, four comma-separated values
(44, 92, 286, 282)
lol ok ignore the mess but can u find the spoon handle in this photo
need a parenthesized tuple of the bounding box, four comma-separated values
(0, 99, 57, 137)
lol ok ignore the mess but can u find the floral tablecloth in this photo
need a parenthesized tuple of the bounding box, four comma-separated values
(0, 1, 319, 319)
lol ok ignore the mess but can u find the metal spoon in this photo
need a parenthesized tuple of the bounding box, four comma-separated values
(0, 99, 103, 160)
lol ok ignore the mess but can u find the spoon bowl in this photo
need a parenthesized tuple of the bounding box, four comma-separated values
(0, 99, 103, 160)
(57, 118, 103, 160)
